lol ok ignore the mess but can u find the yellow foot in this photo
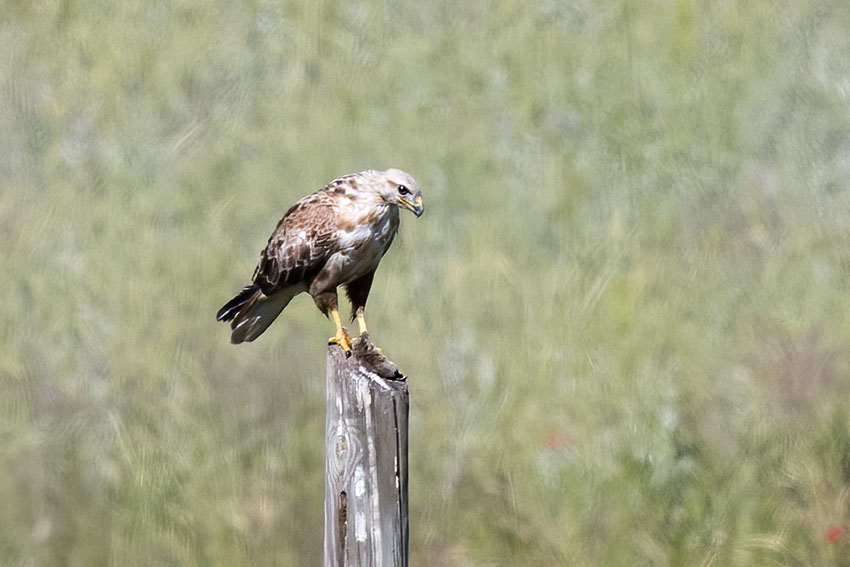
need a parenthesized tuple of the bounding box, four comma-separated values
(328, 329, 353, 353)
(328, 308, 352, 353)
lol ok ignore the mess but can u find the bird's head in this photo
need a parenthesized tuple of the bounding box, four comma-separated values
(374, 168, 424, 217)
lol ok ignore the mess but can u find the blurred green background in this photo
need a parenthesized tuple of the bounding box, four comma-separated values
(3, 1, 850, 565)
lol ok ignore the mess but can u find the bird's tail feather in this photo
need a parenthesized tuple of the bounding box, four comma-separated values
(217, 285, 300, 344)
(217, 285, 259, 323)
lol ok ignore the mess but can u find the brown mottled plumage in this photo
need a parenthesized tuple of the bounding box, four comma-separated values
(217, 169, 424, 347)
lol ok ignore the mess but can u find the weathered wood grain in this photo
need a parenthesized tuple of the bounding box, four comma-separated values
(324, 339, 409, 567)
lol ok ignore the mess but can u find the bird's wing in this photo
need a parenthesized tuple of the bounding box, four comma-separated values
(252, 191, 340, 293)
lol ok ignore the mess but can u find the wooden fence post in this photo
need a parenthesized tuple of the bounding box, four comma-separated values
(324, 338, 409, 567)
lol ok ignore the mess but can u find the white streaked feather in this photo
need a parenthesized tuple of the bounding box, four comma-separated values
(337, 222, 376, 249)
(330, 205, 399, 282)
(230, 285, 304, 344)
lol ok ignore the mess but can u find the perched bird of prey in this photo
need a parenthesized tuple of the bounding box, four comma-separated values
(217, 168, 424, 349)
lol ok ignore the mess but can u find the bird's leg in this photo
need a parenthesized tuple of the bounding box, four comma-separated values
(345, 272, 375, 346)
(328, 308, 352, 352)
(355, 306, 368, 336)
(354, 306, 382, 353)
(312, 288, 351, 353)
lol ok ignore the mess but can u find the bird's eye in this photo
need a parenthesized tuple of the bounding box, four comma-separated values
(397, 185, 411, 196)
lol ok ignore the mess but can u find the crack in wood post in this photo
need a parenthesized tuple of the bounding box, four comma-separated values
(338, 490, 347, 566)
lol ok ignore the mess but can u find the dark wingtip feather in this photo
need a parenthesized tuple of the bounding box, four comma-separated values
(216, 285, 259, 322)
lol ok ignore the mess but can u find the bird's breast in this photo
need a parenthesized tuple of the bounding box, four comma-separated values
(333, 206, 399, 280)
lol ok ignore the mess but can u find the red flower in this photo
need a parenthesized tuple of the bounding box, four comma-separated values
(825, 524, 844, 543)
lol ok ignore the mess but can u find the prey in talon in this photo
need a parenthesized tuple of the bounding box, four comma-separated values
(217, 168, 424, 351)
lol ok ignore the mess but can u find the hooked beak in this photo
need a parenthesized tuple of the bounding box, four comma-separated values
(398, 195, 424, 217)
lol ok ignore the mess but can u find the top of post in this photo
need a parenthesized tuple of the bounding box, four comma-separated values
(327, 334, 407, 382)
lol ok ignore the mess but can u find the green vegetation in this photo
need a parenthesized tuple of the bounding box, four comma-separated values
(3, 1, 850, 565)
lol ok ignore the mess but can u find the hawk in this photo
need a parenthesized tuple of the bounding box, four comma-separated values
(216, 168, 424, 350)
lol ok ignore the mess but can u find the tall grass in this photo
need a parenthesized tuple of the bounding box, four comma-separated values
(3, 1, 850, 565)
